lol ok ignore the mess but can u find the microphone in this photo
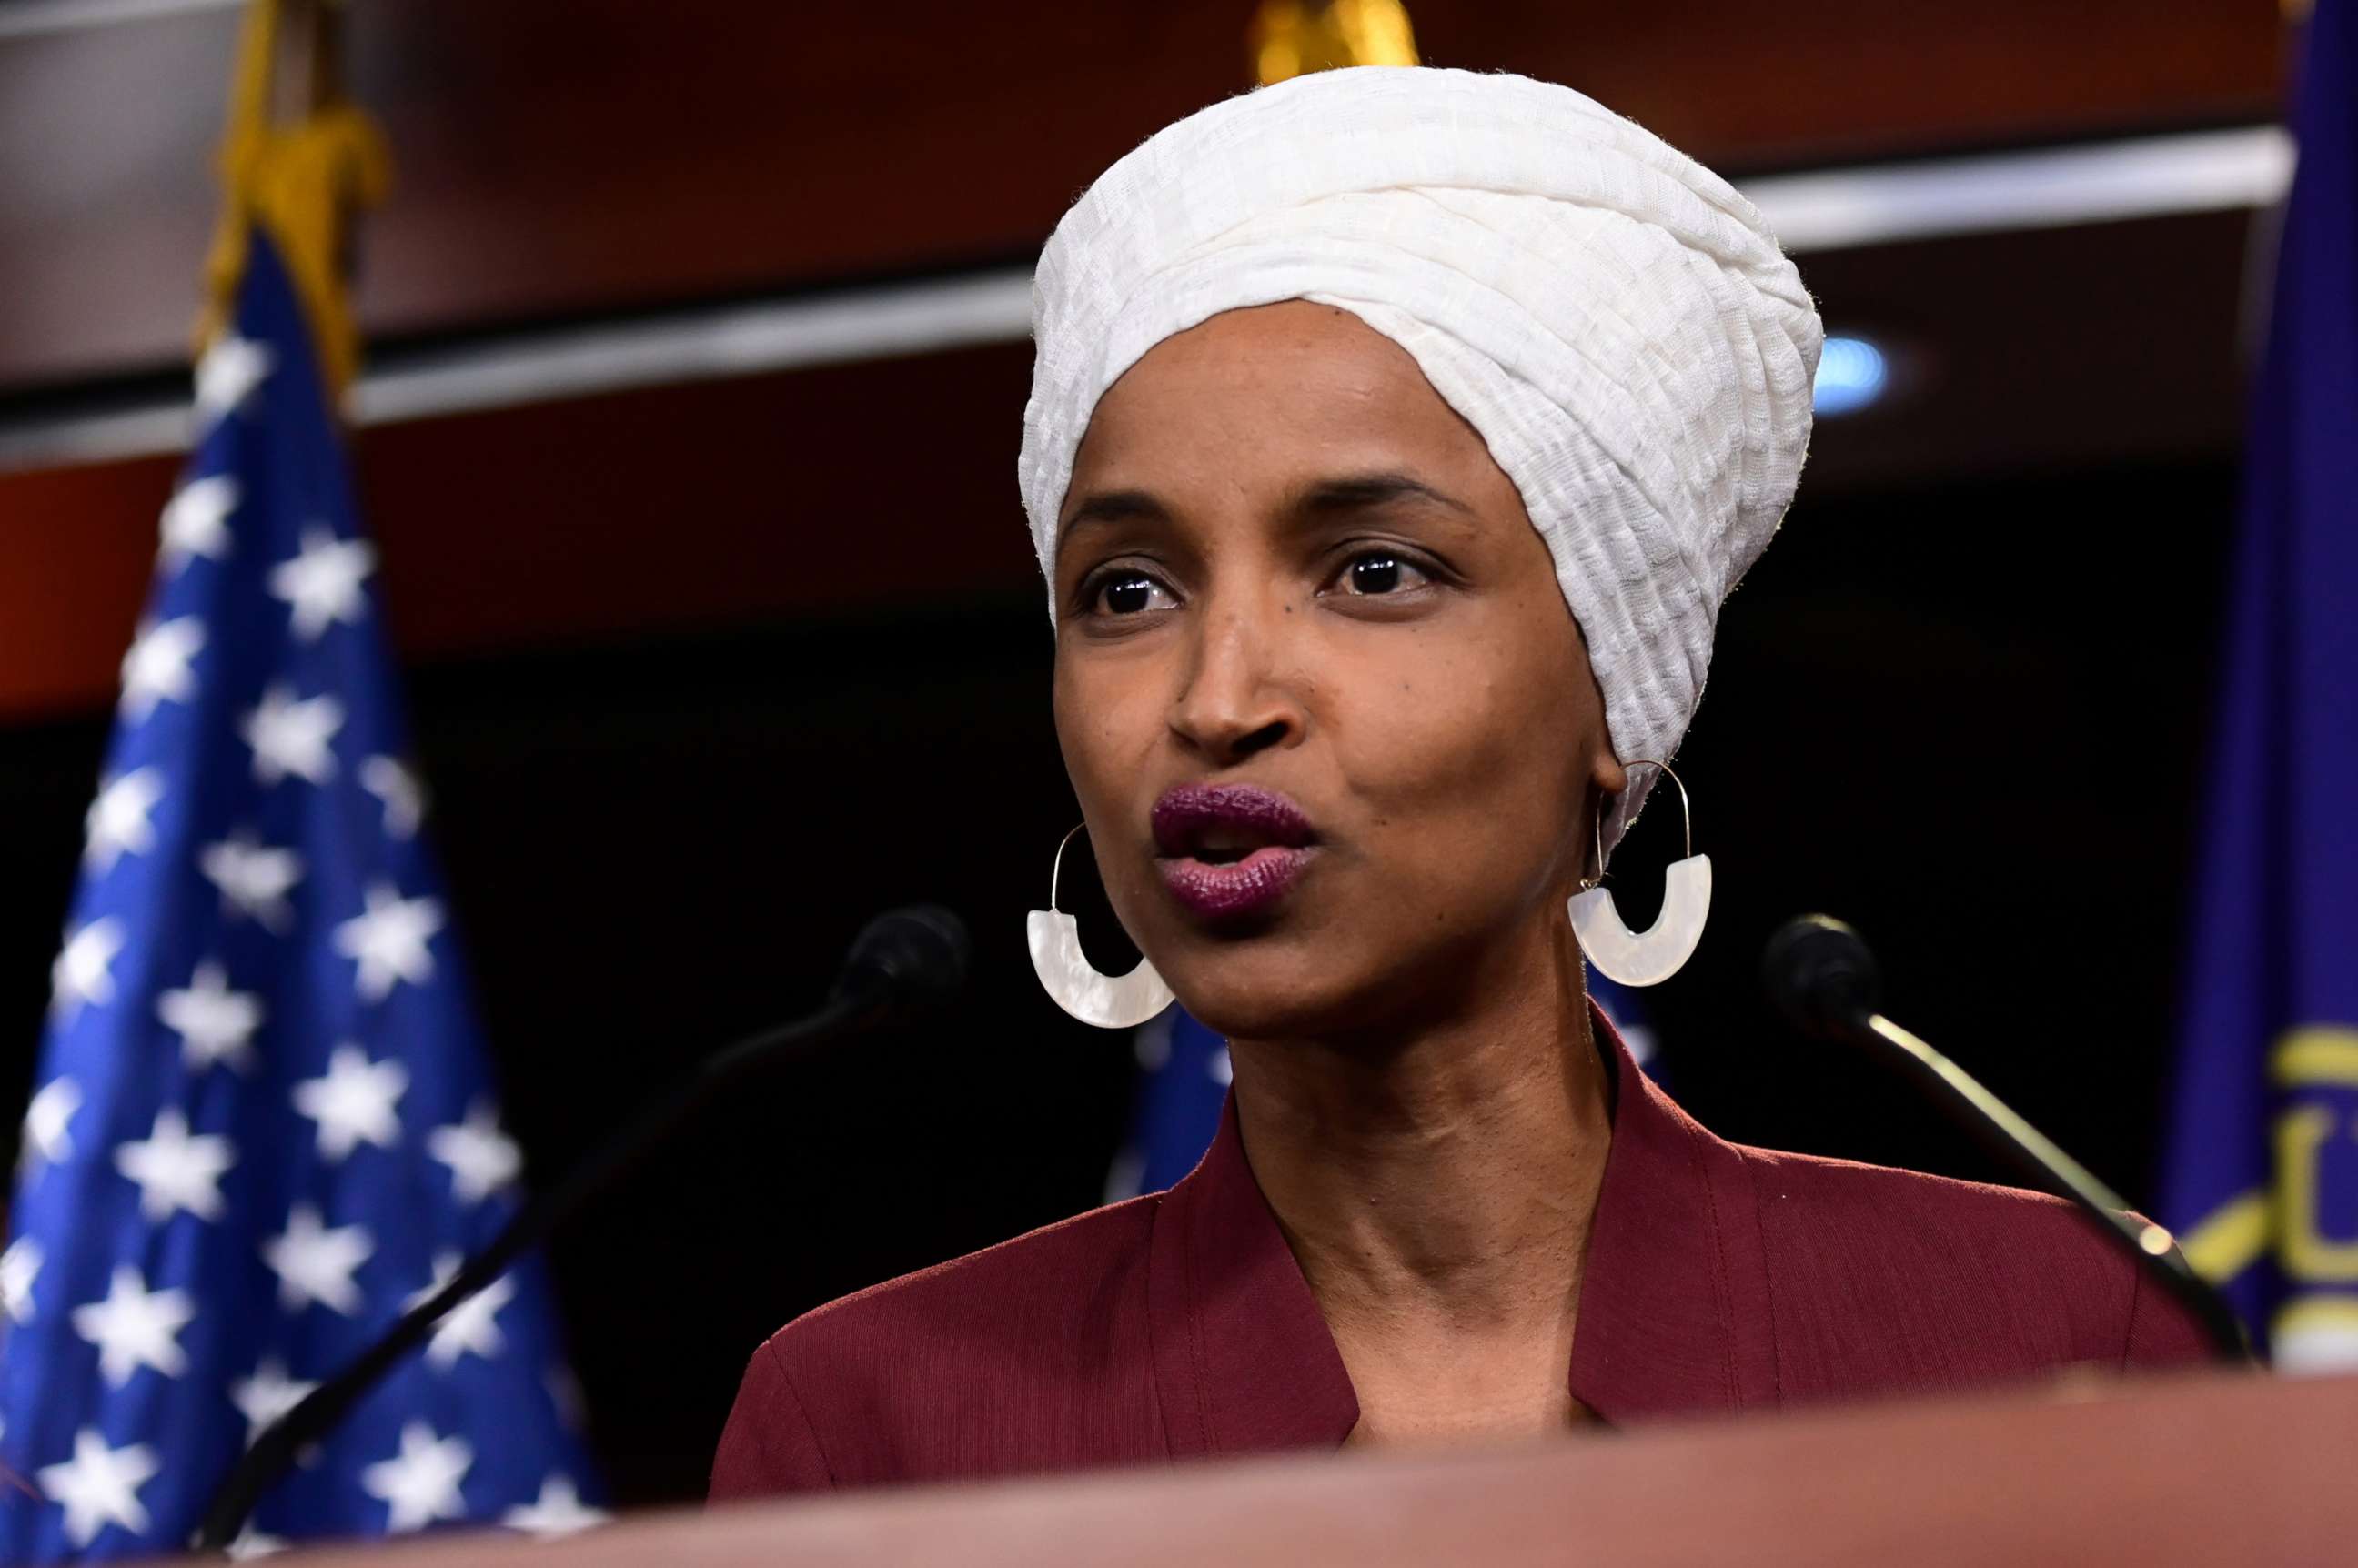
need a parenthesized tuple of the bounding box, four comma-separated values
(834, 903, 971, 1011)
(1761, 914, 2249, 1365)
(195, 904, 972, 1554)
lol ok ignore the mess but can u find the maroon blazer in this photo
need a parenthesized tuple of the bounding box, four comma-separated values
(710, 1006, 2208, 1498)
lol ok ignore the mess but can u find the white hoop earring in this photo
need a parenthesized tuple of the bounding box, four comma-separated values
(1567, 760, 1712, 988)
(1027, 823, 1175, 1029)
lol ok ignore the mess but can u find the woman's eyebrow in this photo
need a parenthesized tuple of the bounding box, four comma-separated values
(1057, 488, 1168, 551)
(1293, 472, 1476, 517)
(1059, 472, 1472, 551)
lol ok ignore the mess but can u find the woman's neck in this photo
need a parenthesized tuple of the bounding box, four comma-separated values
(1224, 920, 1614, 1442)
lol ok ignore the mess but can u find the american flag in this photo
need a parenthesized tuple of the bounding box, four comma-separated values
(0, 231, 602, 1560)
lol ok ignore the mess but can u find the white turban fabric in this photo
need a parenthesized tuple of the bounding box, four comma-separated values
(1018, 65, 1821, 854)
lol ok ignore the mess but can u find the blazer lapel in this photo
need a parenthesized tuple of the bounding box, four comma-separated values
(1146, 998, 1779, 1456)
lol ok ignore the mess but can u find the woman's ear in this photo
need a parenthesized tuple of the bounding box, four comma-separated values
(1593, 749, 1628, 800)
(1567, 617, 1625, 801)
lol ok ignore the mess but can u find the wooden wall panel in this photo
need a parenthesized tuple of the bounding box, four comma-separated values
(0, 458, 178, 719)
(0, 0, 2287, 389)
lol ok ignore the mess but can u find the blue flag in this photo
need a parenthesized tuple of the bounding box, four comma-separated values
(0, 233, 602, 1559)
(2160, 0, 2358, 1372)
(1108, 974, 1662, 1201)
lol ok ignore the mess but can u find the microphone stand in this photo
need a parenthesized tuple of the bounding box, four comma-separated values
(1848, 1008, 2249, 1362)
(195, 988, 885, 1553)
(1765, 916, 2251, 1366)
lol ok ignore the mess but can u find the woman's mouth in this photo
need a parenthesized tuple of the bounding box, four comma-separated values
(1150, 783, 1320, 922)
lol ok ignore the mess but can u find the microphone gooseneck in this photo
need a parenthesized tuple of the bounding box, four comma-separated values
(1761, 914, 2250, 1365)
(195, 904, 972, 1554)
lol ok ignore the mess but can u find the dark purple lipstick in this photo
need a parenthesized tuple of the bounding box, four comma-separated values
(1150, 782, 1320, 922)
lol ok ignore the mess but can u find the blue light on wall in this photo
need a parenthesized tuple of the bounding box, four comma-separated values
(1812, 335, 1889, 417)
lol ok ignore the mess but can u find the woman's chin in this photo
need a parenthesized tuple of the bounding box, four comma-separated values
(1162, 951, 1395, 1043)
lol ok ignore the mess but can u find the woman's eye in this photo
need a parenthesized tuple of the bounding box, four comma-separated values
(1093, 572, 1178, 616)
(1336, 552, 1431, 597)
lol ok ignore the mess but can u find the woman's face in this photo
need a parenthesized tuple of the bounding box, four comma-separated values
(1051, 301, 1626, 1040)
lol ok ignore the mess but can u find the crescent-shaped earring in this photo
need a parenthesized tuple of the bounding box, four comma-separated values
(1567, 760, 1712, 988)
(1027, 823, 1176, 1029)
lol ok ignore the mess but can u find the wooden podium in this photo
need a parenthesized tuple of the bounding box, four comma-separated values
(285, 1370, 2356, 1565)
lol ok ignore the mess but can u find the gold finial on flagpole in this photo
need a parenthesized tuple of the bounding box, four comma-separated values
(1249, 0, 1420, 87)
(196, 0, 390, 397)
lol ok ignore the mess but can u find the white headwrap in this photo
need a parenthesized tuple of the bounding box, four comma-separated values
(1018, 65, 1821, 853)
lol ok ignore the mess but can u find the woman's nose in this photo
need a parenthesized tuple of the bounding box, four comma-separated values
(1167, 592, 1304, 766)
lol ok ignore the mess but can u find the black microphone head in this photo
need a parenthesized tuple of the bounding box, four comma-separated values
(1762, 914, 1882, 1040)
(837, 904, 972, 1015)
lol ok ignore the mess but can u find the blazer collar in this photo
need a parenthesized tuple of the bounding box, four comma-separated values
(1145, 1000, 1777, 1458)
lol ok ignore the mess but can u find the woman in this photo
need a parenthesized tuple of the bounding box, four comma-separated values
(710, 65, 2208, 1496)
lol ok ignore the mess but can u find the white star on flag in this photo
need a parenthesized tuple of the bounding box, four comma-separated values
(49, 918, 125, 1021)
(2, 1236, 43, 1326)
(404, 1253, 512, 1370)
(359, 754, 426, 839)
(291, 1043, 408, 1161)
(22, 1076, 84, 1172)
(114, 1106, 237, 1223)
(361, 1422, 474, 1533)
(35, 1428, 160, 1550)
(332, 881, 444, 1000)
(83, 767, 167, 872)
(428, 1100, 520, 1205)
(156, 960, 266, 1074)
(158, 473, 238, 569)
(268, 525, 377, 641)
(230, 1356, 319, 1448)
(261, 1203, 374, 1316)
(69, 1265, 195, 1385)
(198, 830, 305, 932)
(503, 1474, 610, 1539)
(118, 615, 207, 721)
(194, 331, 273, 423)
(240, 683, 345, 786)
